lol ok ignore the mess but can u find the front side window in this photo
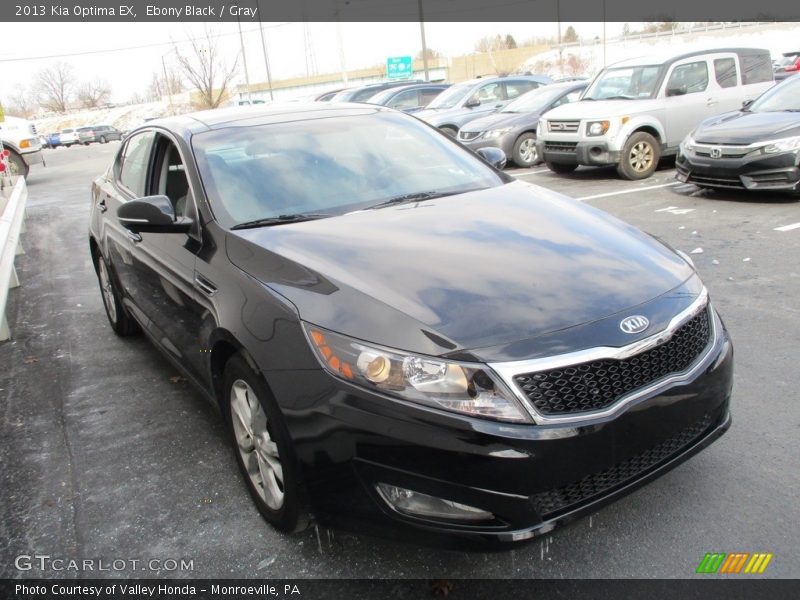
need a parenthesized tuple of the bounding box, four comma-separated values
(666, 61, 709, 95)
(118, 132, 155, 197)
(192, 112, 506, 227)
(387, 90, 421, 110)
(427, 83, 474, 109)
(714, 58, 738, 88)
(505, 80, 538, 99)
(469, 82, 503, 105)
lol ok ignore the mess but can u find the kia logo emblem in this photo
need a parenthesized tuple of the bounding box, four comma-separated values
(710, 147, 722, 159)
(620, 315, 650, 334)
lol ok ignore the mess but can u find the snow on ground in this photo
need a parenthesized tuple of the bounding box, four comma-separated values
(34, 101, 179, 135)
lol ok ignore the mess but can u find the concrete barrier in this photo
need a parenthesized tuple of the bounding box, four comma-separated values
(0, 176, 28, 341)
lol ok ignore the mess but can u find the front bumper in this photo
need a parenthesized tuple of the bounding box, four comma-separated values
(536, 139, 620, 166)
(676, 150, 800, 191)
(267, 322, 734, 546)
(22, 149, 44, 166)
(459, 134, 515, 159)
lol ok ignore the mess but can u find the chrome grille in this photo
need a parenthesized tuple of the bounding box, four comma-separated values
(547, 120, 580, 133)
(513, 308, 712, 416)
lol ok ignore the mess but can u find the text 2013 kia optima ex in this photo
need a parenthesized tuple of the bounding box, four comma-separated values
(89, 104, 733, 545)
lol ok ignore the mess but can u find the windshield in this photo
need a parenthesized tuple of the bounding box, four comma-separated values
(192, 111, 506, 228)
(583, 65, 663, 100)
(749, 76, 800, 112)
(426, 83, 473, 109)
(502, 85, 578, 113)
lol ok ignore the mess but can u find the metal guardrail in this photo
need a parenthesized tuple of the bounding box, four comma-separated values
(0, 176, 28, 341)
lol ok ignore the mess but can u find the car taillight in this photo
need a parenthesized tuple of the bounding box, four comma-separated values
(789, 59, 800, 71)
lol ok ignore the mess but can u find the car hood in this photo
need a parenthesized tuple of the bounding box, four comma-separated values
(460, 111, 540, 133)
(694, 110, 800, 144)
(544, 99, 661, 120)
(226, 181, 694, 360)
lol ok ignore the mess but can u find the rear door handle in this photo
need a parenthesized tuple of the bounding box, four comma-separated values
(126, 230, 142, 243)
(96, 199, 107, 212)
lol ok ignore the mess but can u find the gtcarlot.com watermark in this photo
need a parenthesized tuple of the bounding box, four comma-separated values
(14, 554, 194, 573)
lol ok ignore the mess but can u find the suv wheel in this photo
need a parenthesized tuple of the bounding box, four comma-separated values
(617, 132, 660, 180)
(94, 249, 140, 336)
(546, 161, 578, 174)
(512, 133, 538, 167)
(224, 355, 310, 533)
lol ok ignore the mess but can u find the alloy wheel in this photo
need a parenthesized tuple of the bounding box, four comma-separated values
(230, 379, 285, 510)
(98, 259, 117, 323)
(519, 138, 537, 164)
(629, 141, 654, 172)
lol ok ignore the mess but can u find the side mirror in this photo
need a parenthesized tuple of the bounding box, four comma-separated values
(464, 96, 481, 108)
(476, 147, 507, 170)
(117, 195, 191, 234)
(666, 85, 687, 97)
(741, 99, 754, 109)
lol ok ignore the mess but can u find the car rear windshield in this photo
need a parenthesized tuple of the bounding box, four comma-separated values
(192, 111, 506, 228)
(583, 65, 663, 100)
(749, 76, 800, 112)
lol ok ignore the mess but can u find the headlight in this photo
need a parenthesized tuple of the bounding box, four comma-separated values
(764, 136, 800, 154)
(484, 128, 511, 139)
(680, 131, 696, 154)
(303, 323, 531, 423)
(586, 120, 610, 136)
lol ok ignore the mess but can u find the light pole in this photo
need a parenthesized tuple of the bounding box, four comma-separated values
(256, 0, 274, 101)
(237, 17, 252, 103)
(418, 0, 430, 81)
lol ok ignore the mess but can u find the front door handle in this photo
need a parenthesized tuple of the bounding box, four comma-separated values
(126, 230, 142, 243)
(706, 98, 719, 107)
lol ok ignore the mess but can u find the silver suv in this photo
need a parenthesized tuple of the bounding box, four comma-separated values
(536, 48, 774, 179)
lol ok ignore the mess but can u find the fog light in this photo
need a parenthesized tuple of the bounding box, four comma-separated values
(375, 483, 493, 521)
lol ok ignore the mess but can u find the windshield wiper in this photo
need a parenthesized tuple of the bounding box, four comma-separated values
(602, 95, 634, 100)
(367, 190, 458, 210)
(231, 213, 330, 230)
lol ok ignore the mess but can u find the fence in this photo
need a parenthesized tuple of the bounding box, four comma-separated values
(0, 176, 28, 341)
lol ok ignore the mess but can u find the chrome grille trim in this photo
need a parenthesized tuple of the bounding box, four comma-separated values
(489, 289, 721, 425)
(547, 120, 580, 133)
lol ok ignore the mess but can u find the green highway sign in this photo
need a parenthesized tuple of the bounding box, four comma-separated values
(386, 56, 413, 80)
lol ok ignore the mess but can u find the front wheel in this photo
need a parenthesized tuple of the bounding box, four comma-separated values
(617, 132, 660, 180)
(224, 355, 309, 533)
(546, 161, 578, 174)
(99, 136, 107, 144)
(512, 133, 538, 167)
(5, 150, 29, 178)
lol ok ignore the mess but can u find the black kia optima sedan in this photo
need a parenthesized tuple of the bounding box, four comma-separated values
(677, 74, 800, 193)
(89, 104, 733, 546)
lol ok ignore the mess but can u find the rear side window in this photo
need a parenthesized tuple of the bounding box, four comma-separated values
(420, 87, 444, 105)
(118, 132, 155, 196)
(740, 52, 773, 84)
(714, 58, 738, 88)
(667, 61, 709, 95)
(505, 80, 538, 99)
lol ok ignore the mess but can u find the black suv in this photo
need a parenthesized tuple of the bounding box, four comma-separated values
(89, 105, 733, 545)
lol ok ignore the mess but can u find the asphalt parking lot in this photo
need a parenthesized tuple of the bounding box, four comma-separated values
(1, 143, 798, 579)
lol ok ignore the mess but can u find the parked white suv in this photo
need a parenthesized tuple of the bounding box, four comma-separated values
(537, 48, 774, 179)
(0, 115, 44, 178)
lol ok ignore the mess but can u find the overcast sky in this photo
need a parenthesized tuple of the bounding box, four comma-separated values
(0, 22, 624, 103)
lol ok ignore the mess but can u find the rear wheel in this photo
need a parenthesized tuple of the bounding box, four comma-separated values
(224, 355, 309, 533)
(439, 126, 458, 137)
(94, 249, 139, 336)
(99, 136, 107, 144)
(617, 132, 660, 180)
(512, 133, 538, 167)
(5, 150, 29, 178)
(546, 161, 578, 174)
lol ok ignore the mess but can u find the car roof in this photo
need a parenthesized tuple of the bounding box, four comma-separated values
(456, 74, 551, 87)
(137, 104, 385, 136)
(607, 47, 769, 69)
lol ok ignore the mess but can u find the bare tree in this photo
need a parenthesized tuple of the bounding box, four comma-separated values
(174, 29, 238, 109)
(146, 68, 184, 102)
(35, 62, 74, 113)
(77, 79, 111, 109)
(415, 47, 442, 61)
(4, 89, 37, 119)
(475, 34, 518, 53)
(564, 54, 590, 76)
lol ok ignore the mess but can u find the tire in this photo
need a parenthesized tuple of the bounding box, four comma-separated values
(512, 132, 539, 167)
(99, 136, 107, 144)
(616, 131, 660, 180)
(546, 161, 578, 174)
(5, 150, 29, 178)
(223, 355, 309, 533)
(439, 126, 458, 137)
(94, 249, 140, 336)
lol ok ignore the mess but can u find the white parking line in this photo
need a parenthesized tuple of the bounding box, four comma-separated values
(511, 168, 549, 177)
(774, 222, 800, 232)
(576, 182, 681, 201)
